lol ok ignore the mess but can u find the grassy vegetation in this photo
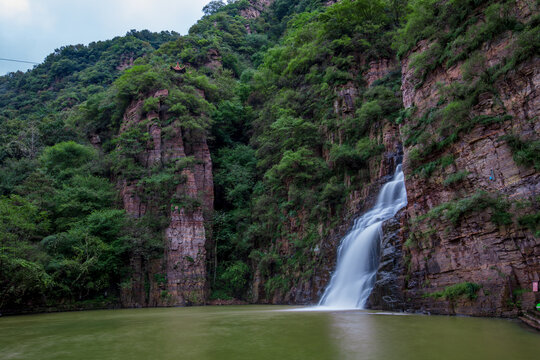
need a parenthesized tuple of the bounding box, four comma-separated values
(499, 134, 540, 171)
(411, 155, 454, 178)
(425, 282, 481, 300)
(518, 212, 540, 237)
(396, 0, 522, 80)
(443, 170, 470, 187)
(415, 190, 513, 227)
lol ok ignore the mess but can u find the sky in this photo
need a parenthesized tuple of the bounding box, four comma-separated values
(0, 0, 210, 75)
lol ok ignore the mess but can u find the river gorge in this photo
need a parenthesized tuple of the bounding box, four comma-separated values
(0, 1, 539, 355)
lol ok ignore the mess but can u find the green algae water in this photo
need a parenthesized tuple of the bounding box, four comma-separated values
(1, 306, 538, 360)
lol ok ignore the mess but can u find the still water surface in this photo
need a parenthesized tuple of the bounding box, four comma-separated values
(1, 306, 538, 360)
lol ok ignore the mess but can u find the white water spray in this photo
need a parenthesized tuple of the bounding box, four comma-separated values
(318, 164, 407, 310)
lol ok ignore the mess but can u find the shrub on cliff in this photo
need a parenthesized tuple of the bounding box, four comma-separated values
(500, 135, 540, 171)
(426, 282, 481, 301)
(417, 190, 512, 227)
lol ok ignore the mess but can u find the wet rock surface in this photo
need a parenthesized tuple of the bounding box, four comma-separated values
(366, 210, 407, 311)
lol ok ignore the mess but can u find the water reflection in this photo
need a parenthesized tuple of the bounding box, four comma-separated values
(326, 310, 540, 360)
(329, 311, 380, 360)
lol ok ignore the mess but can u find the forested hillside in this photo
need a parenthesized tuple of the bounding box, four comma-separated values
(0, 30, 180, 310)
(1, 0, 538, 316)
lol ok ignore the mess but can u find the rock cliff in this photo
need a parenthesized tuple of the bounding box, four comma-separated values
(119, 90, 213, 307)
(240, 0, 275, 19)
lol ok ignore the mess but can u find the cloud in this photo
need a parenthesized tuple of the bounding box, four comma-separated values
(0, 0, 30, 18)
(0, 0, 53, 29)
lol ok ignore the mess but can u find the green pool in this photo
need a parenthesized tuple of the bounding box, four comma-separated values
(1, 306, 538, 360)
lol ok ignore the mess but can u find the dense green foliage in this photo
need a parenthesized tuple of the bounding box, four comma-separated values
(0, 31, 177, 311)
(0, 30, 178, 190)
(0, 140, 129, 309)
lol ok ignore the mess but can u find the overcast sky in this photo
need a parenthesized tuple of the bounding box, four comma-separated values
(0, 0, 210, 75)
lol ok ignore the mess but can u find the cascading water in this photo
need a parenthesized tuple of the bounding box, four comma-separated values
(318, 164, 407, 310)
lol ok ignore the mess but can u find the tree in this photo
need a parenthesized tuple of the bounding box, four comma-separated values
(203, 0, 225, 16)
(0, 195, 51, 309)
(39, 141, 96, 179)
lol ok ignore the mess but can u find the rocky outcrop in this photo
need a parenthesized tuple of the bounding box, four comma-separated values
(116, 56, 134, 71)
(363, 58, 397, 87)
(334, 82, 358, 116)
(119, 90, 213, 307)
(401, 73, 538, 317)
(165, 159, 211, 305)
(240, 0, 275, 20)
(368, 2, 540, 316)
(519, 310, 540, 331)
(205, 49, 222, 70)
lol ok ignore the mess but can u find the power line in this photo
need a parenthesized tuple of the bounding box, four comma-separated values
(0, 57, 39, 65)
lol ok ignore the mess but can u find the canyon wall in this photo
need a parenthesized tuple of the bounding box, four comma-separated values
(117, 1, 538, 315)
(369, 3, 539, 316)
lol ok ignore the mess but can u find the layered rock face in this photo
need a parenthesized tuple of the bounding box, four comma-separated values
(119, 90, 213, 307)
(368, 4, 539, 316)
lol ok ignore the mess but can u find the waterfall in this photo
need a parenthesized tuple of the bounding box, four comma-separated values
(318, 164, 407, 309)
